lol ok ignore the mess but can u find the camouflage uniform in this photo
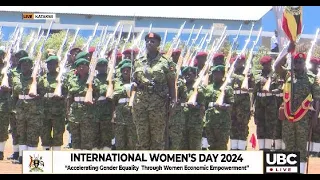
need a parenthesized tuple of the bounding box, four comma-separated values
(253, 70, 278, 150)
(132, 53, 176, 150)
(204, 81, 234, 150)
(38, 72, 67, 150)
(67, 64, 96, 150)
(281, 70, 320, 163)
(12, 61, 43, 160)
(169, 77, 187, 150)
(93, 72, 113, 149)
(0, 73, 12, 159)
(113, 76, 137, 150)
(7, 67, 21, 159)
(182, 85, 205, 150)
(273, 74, 285, 151)
(230, 67, 253, 150)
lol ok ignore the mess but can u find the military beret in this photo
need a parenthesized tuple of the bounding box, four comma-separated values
(260, 56, 273, 64)
(293, 52, 306, 61)
(310, 57, 318, 64)
(107, 49, 122, 58)
(239, 54, 246, 61)
(211, 65, 225, 72)
(89, 47, 95, 53)
(120, 62, 132, 72)
(122, 49, 138, 55)
(15, 50, 28, 58)
(75, 51, 89, 60)
(97, 58, 108, 65)
(172, 49, 181, 54)
(19, 56, 33, 64)
(196, 51, 208, 58)
(45, 55, 59, 63)
(70, 47, 82, 52)
(229, 57, 236, 64)
(117, 59, 131, 68)
(181, 66, 198, 74)
(213, 53, 224, 60)
(74, 58, 90, 67)
(145, 32, 161, 42)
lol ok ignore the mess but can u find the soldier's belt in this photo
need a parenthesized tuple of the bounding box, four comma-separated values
(257, 92, 272, 97)
(234, 90, 248, 95)
(118, 98, 129, 104)
(18, 95, 34, 100)
(74, 97, 85, 102)
(275, 93, 283, 97)
(44, 93, 54, 98)
(98, 96, 106, 101)
(208, 102, 215, 108)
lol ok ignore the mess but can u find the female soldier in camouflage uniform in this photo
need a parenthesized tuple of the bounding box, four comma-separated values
(0, 50, 11, 160)
(38, 56, 68, 151)
(183, 66, 206, 150)
(203, 65, 234, 150)
(112, 62, 137, 150)
(12, 57, 43, 164)
(67, 58, 96, 150)
(92, 58, 114, 150)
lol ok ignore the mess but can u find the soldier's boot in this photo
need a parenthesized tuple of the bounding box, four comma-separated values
(309, 151, 318, 157)
(12, 156, 22, 164)
(42, 146, 51, 151)
(0, 152, 3, 160)
(7, 152, 19, 160)
(230, 139, 238, 150)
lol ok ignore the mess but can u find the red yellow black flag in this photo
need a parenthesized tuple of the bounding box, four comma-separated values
(282, 6, 303, 46)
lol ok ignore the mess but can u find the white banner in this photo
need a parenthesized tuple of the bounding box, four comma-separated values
(23, 151, 264, 174)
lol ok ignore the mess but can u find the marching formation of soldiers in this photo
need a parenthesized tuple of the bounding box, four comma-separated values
(0, 21, 319, 175)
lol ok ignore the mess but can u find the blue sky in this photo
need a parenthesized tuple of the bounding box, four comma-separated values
(262, 6, 320, 34)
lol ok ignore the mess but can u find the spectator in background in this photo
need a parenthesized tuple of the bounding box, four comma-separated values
(271, 30, 279, 53)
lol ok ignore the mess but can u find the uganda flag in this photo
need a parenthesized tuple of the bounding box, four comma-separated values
(282, 6, 303, 43)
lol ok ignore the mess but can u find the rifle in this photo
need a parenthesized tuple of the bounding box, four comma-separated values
(23, 31, 35, 51)
(225, 24, 243, 74)
(53, 28, 79, 97)
(1, 26, 21, 88)
(204, 24, 215, 52)
(215, 23, 254, 106)
(56, 29, 69, 60)
(160, 30, 168, 52)
(165, 21, 186, 59)
(106, 25, 123, 98)
(28, 26, 43, 58)
(187, 28, 228, 105)
(121, 25, 133, 53)
(82, 23, 99, 52)
(28, 21, 53, 96)
(183, 26, 203, 66)
(84, 32, 105, 104)
(306, 28, 320, 70)
(241, 27, 262, 91)
(264, 26, 304, 92)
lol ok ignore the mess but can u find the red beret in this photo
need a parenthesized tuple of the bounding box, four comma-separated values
(107, 49, 122, 58)
(89, 47, 95, 53)
(239, 54, 246, 61)
(117, 51, 122, 57)
(213, 53, 224, 60)
(293, 52, 306, 60)
(310, 57, 318, 64)
(122, 49, 138, 55)
(260, 56, 273, 64)
(229, 57, 236, 64)
(172, 49, 181, 54)
(193, 59, 198, 66)
(196, 51, 208, 58)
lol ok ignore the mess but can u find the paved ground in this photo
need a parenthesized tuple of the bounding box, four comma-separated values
(0, 118, 319, 174)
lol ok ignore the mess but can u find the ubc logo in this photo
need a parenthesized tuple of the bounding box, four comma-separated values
(263, 152, 300, 174)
